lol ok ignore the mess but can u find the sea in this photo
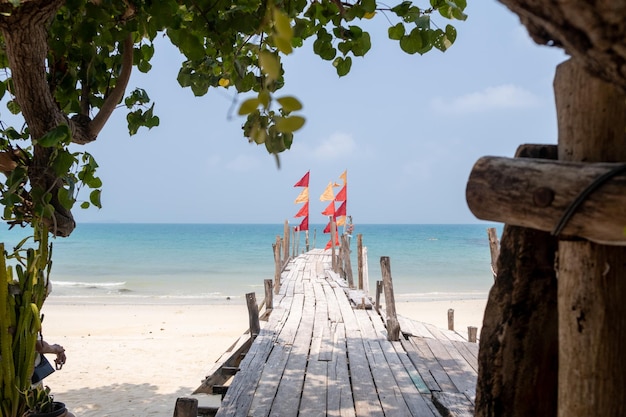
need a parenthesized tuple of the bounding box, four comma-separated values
(1, 223, 501, 305)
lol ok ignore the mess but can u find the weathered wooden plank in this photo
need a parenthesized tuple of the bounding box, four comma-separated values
(392, 341, 431, 395)
(324, 279, 344, 324)
(327, 323, 356, 417)
(193, 333, 252, 394)
(451, 341, 478, 374)
(346, 288, 373, 309)
(410, 336, 458, 393)
(245, 292, 304, 417)
(432, 392, 475, 417)
(269, 285, 316, 417)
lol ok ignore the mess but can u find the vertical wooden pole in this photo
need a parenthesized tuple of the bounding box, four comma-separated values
(487, 227, 499, 279)
(554, 59, 626, 417)
(264, 279, 273, 311)
(293, 227, 298, 256)
(174, 397, 199, 417)
(380, 256, 400, 341)
(341, 234, 354, 288)
(468, 326, 478, 343)
(330, 217, 338, 273)
(246, 292, 260, 338)
(448, 309, 455, 331)
(375, 280, 382, 314)
(305, 230, 310, 252)
(357, 234, 364, 290)
(273, 240, 281, 295)
(283, 220, 289, 262)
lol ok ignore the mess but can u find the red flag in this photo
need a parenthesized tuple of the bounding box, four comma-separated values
(323, 222, 331, 234)
(335, 201, 346, 217)
(335, 185, 347, 202)
(295, 216, 309, 231)
(294, 202, 309, 218)
(321, 201, 335, 216)
(324, 234, 340, 249)
(294, 171, 310, 187)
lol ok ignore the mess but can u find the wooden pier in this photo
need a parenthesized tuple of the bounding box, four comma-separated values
(181, 249, 478, 417)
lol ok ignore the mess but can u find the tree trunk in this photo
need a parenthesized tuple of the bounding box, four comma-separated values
(554, 59, 626, 416)
(475, 145, 558, 417)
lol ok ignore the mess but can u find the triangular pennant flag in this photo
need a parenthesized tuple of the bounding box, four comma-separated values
(324, 234, 340, 249)
(323, 222, 331, 234)
(319, 181, 336, 201)
(294, 202, 309, 218)
(294, 187, 309, 204)
(321, 201, 335, 216)
(336, 216, 346, 226)
(339, 170, 347, 185)
(295, 216, 309, 231)
(294, 171, 310, 187)
(335, 185, 347, 202)
(335, 201, 346, 217)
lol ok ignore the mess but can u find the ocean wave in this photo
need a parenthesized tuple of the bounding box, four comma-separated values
(52, 280, 127, 289)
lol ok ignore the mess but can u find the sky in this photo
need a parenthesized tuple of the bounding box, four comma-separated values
(67, 2, 566, 224)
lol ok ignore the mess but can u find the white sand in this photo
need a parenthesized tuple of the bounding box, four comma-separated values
(40, 298, 487, 416)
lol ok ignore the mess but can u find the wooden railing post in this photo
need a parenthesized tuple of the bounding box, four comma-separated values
(173, 397, 198, 417)
(468, 326, 478, 343)
(283, 220, 289, 262)
(330, 217, 338, 273)
(341, 234, 354, 288)
(264, 279, 273, 311)
(246, 292, 260, 338)
(448, 309, 455, 331)
(357, 234, 364, 290)
(380, 256, 400, 341)
(375, 280, 382, 314)
(273, 239, 281, 294)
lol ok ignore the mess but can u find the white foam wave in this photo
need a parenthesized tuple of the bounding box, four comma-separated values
(52, 280, 127, 288)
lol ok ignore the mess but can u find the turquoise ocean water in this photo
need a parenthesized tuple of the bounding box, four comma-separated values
(1, 223, 500, 304)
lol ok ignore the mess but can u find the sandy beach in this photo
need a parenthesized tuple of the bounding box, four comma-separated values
(40, 298, 487, 416)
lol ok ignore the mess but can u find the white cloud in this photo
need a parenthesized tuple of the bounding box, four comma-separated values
(431, 84, 541, 114)
(312, 132, 357, 160)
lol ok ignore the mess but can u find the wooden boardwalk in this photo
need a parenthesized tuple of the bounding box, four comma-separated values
(198, 249, 477, 417)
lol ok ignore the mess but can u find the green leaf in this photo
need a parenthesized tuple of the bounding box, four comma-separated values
(333, 56, 352, 76)
(273, 8, 294, 41)
(80, 201, 90, 209)
(51, 149, 76, 176)
(351, 32, 371, 56)
(275, 115, 305, 133)
(277, 96, 303, 112)
(388, 23, 405, 40)
(0, 80, 6, 101)
(361, 0, 376, 13)
(399, 29, 422, 54)
(238, 98, 260, 115)
(38, 125, 71, 147)
(259, 50, 280, 81)
(7, 100, 20, 115)
(89, 189, 102, 208)
(57, 187, 74, 210)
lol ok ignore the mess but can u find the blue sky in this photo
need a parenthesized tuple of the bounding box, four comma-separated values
(73, 1, 566, 225)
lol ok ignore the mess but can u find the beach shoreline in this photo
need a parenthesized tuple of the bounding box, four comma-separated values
(40, 297, 487, 416)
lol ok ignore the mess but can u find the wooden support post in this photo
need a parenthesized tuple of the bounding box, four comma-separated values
(273, 240, 281, 295)
(380, 256, 400, 341)
(487, 227, 499, 279)
(173, 397, 198, 417)
(283, 220, 289, 262)
(448, 309, 455, 331)
(341, 234, 354, 288)
(375, 280, 382, 313)
(554, 59, 626, 417)
(330, 217, 338, 273)
(357, 234, 364, 290)
(468, 326, 478, 343)
(305, 230, 310, 252)
(246, 292, 260, 338)
(264, 279, 273, 311)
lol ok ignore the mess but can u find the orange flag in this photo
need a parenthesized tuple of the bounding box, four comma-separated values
(294, 171, 310, 187)
(294, 187, 309, 204)
(336, 216, 346, 226)
(294, 202, 309, 218)
(319, 181, 336, 201)
(339, 170, 347, 185)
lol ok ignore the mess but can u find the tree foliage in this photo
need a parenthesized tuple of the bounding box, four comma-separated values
(0, 0, 466, 237)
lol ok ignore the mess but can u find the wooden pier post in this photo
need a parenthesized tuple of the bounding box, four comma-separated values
(487, 227, 499, 279)
(468, 326, 478, 343)
(283, 220, 290, 262)
(448, 309, 455, 331)
(380, 256, 400, 341)
(173, 397, 198, 417)
(341, 234, 354, 288)
(246, 292, 260, 338)
(273, 239, 281, 294)
(375, 280, 382, 313)
(264, 279, 273, 311)
(330, 217, 338, 273)
(357, 234, 364, 290)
